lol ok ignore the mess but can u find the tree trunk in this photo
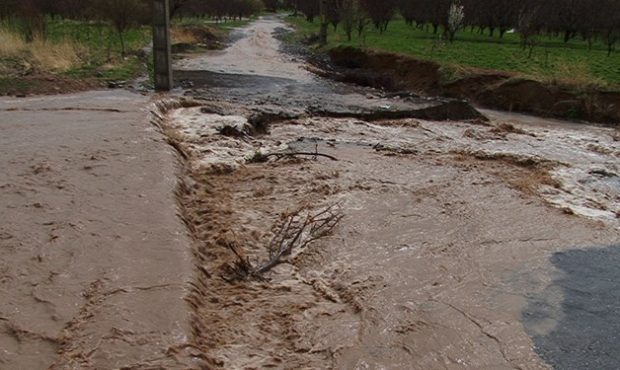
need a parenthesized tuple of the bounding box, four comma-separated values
(118, 30, 126, 57)
(320, 20, 328, 44)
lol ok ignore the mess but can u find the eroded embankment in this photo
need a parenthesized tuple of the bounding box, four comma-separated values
(322, 46, 620, 125)
(154, 95, 619, 369)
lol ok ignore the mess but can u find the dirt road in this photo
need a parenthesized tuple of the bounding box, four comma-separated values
(164, 16, 620, 369)
(0, 91, 194, 369)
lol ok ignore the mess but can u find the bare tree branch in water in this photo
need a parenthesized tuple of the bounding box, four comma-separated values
(222, 204, 344, 281)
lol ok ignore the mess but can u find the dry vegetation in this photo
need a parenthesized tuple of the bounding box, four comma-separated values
(171, 27, 201, 45)
(0, 28, 84, 73)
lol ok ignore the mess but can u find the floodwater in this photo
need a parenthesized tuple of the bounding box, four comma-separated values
(0, 91, 193, 369)
(164, 16, 620, 369)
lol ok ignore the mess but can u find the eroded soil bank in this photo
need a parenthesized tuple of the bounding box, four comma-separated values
(323, 46, 620, 125)
(161, 16, 620, 370)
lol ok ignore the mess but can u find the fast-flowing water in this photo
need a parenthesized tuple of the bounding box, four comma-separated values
(166, 16, 620, 370)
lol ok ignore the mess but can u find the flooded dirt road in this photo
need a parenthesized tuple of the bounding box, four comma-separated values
(0, 91, 194, 369)
(162, 16, 620, 370)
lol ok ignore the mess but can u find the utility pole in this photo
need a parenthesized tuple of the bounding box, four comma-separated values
(153, 0, 172, 91)
(319, 0, 328, 46)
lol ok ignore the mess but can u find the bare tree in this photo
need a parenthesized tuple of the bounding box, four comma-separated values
(340, 0, 360, 40)
(517, 4, 540, 58)
(17, 0, 47, 42)
(359, 0, 397, 33)
(445, 0, 465, 42)
(94, 0, 148, 57)
(298, 0, 320, 22)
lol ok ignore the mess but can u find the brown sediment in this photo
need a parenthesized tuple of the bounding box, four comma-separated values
(450, 150, 562, 198)
(0, 73, 100, 97)
(126, 16, 620, 369)
(172, 25, 226, 53)
(155, 106, 347, 367)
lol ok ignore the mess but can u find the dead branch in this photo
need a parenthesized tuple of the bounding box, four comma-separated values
(223, 204, 344, 281)
(270, 152, 338, 161)
(248, 152, 339, 163)
(221, 239, 255, 281)
(255, 203, 343, 275)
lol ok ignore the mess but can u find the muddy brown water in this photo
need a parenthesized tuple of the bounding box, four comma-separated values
(2, 15, 617, 370)
(161, 16, 620, 370)
(0, 91, 194, 369)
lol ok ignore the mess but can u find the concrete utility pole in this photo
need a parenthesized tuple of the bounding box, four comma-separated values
(153, 0, 172, 91)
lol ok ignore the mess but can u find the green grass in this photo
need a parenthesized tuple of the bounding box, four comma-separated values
(64, 56, 145, 81)
(287, 16, 620, 89)
(1, 15, 258, 90)
(46, 19, 150, 59)
(44, 19, 151, 81)
(0, 77, 34, 91)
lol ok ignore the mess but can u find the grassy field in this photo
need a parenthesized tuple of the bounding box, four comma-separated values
(287, 16, 620, 89)
(0, 16, 253, 94)
(0, 18, 151, 89)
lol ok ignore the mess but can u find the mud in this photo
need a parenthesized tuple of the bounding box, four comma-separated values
(157, 15, 620, 370)
(162, 104, 619, 369)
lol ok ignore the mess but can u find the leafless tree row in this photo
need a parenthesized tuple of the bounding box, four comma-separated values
(0, 0, 264, 39)
(0, 0, 264, 21)
(0, 0, 265, 60)
(288, 0, 619, 53)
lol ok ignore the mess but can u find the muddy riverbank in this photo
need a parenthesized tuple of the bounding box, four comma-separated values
(321, 46, 620, 125)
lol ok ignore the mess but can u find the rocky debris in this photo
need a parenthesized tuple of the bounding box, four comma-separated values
(248, 108, 303, 134)
(217, 120, 255, 138)
(107, 80, 126, 89)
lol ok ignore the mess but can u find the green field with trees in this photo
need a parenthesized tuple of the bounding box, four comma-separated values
(0, 0, 264, 93)
(1, 0, 618, 91)
(287, 0, 620, 88)
(288, 16, 620, 88)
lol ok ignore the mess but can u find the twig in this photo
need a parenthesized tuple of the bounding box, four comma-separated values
(249, 152, 339, 163)
(255, 203, 343, 275)
(268, 152, 339, 161)
(224, 204, 344, 280)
